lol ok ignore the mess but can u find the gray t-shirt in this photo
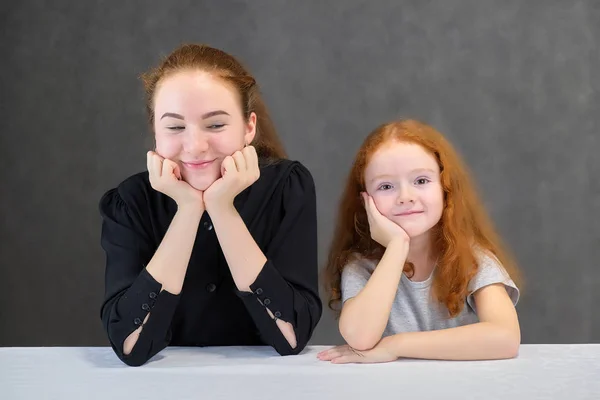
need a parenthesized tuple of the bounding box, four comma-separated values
(341, 249, 520, 336)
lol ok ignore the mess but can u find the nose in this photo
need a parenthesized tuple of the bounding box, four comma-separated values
(185, 129, 209, 153)
(396, 184, 415, 205)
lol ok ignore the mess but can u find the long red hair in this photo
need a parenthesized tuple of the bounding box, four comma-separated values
(323, 119, 521, 317)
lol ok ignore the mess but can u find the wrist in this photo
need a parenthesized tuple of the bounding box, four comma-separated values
(176, 203, 205, 219)
(205, 201, 237, 217)
(387, 236, 409, 253)
(380, 334, 402, 359)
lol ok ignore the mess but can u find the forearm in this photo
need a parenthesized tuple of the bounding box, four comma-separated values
(208, 204, 267, 292)
(122, 206, 202, 356)
(382, 322, 520, 361)
(209, 205, 297, 348)
(146, 206, 204, 294)
(339, 240, 407, 350)
(102, 269, 181, 364)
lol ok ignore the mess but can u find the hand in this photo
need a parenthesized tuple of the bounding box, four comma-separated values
(362, 192, 410, 248)
(146, 151, 204, 211)
(204, 146, 260, 214)
(317, 342, 398, 364)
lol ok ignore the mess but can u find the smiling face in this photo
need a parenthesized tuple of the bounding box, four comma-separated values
(364, 140, 444, 241)
(152, 69, 256, 191)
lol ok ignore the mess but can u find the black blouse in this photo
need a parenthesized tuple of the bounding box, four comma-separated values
(99, 159, 322, 366)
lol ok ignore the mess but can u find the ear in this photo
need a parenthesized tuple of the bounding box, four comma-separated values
(244, 112, 257, 145)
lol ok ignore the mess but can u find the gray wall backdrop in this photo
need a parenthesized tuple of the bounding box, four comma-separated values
(1, 0, 599, 347)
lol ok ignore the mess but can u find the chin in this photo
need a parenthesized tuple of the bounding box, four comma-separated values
(186, 177, 216, 191)
(395, 222, 427, 239)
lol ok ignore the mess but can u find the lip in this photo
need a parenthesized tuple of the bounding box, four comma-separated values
(394, 210, 424, 217)
(182, 159, 215, 169)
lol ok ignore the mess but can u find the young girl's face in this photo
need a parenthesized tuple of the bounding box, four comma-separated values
(153, 70, 256, 191)
(364, 141, 444, 239)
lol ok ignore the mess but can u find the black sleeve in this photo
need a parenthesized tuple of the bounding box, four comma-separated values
(236, 163, 323, 355)
(99, 183, 180, 367)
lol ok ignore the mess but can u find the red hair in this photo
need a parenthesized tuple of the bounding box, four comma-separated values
(323, 119, 521, 317)
(140, 43, 286, 160)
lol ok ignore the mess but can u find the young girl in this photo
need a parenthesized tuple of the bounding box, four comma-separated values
(318, 119, 521, 364)
(99, 43, 322, 366)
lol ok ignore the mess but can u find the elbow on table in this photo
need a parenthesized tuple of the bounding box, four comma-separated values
(504, 334, 521, 359)
(273, 340, 303, 356)
(339, 326, 380, 351)
(120, 354, 150, 367)
(110, 336, 152, 367)
(494, 328, 521, 359)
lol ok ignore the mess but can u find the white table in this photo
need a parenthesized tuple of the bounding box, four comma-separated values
(1, 345, 599, 399)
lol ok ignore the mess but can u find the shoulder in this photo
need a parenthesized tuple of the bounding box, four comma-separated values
(255, 159, 316, 208)
(473, 247, 512, 281)
(342, 255, 376, 279)
(468, 247, 520, 306)
(259, 158, 315, 189)
(99, 171, 155, 220)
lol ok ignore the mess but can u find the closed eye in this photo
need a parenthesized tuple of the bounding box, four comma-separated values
(207, 123, 226, 130)
(167, 126, 184, 131)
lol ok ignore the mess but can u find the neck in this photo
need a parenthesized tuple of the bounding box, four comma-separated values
(406, 232, 437, 281)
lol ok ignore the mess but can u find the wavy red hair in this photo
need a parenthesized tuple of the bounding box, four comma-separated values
(323, 119, 521, 317)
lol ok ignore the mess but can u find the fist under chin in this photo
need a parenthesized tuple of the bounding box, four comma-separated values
(184, 175, 217, 192)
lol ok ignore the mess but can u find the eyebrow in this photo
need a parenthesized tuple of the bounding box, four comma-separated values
(411, 168, 437, 174)
(160, 110, 230, 120)
(368, 168, 437, 183)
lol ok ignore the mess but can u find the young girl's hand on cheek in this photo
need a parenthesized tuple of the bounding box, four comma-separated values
(362, 192, 410, 250)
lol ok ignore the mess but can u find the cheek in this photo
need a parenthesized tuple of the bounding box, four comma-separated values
(155, 136, 181, 159)
(426, 189, 445, 218)
(371, 193, 394, 216)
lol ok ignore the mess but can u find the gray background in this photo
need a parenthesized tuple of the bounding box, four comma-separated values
(1, 0, 599, 347)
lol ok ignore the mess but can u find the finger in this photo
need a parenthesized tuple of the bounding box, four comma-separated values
(363, 194, 376, 225)
(317, 346, 337, 358)
(318, 345, 349, 360)
(146, 151, 153, 174)
(316, 348, 335, 358)
(162, 159, 179, 180)
(243, 145, 258, 166)
(367, 196, 382, 219)
(331, 354, 359, 364)
(243, 146, 260, 179)
(169, 160, 182, 181)
(319, 349, 342, 361)
(232, 150, 247, 172)
(221, 156, 236, 176)
(150, 153, 164, 179)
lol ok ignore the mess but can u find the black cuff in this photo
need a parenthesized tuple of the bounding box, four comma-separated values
(236, 260, 295, 325)
(115, 269, 164, 331)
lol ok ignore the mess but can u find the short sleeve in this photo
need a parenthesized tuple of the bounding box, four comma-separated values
(341, 258, 373, 303)
(466, 251, 520, 313)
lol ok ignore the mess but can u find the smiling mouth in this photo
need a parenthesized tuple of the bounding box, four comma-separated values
(182, 160, 215, 169)
(394, 211, 424, 216)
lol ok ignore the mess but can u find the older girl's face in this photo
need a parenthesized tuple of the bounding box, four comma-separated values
(153, 70, 256, 191)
